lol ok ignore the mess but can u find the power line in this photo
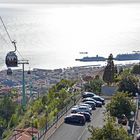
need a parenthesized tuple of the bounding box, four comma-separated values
(17, 49, 24, 60)
(0, 16, 25, 60)
(0, 16, 13, 43)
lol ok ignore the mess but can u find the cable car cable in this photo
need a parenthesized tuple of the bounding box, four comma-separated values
(0, 16, 13, 43)
(0, 16, 25, 60)
(0, 31, 11, 47)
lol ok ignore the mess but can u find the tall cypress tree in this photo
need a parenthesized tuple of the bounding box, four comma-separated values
(103, 54, 115, 85)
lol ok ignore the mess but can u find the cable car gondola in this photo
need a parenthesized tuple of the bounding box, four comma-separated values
(7, 68, 12, 75)
(5, 41, 18, 67)
(27, 70, 31, 75)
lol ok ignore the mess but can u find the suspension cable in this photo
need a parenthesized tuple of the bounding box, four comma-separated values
(0, 16, 13, 43)
(0, 16, 25, 60)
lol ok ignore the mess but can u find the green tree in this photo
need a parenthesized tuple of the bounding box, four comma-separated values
(0, 117, 7, 137)
(118, 75, 138, 96)
(32, 99, 44, 114)
(131, 64, 140, 75)
(84, 76, 103, 95)
(103, 54, 115, 85)
(8, 113, 19, 128)
(0, 95, 17, 138)
(88, 116, 132, 140)
(55, 79, 75, 91)
(106, 92, 136, 119)
(0, 96, 17, 121)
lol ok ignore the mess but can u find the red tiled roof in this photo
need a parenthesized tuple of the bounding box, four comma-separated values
(10, 127, 39, 140)
(17, 133, 32, 140)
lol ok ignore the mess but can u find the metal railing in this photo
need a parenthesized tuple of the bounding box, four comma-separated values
(38, 94, 81, 139)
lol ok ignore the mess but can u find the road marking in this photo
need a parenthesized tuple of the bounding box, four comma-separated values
(77, 124, 87, 140)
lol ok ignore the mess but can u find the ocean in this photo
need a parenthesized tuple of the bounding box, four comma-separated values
(0, 3, 139, 70)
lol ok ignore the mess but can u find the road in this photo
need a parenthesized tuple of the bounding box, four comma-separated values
(47, 105, 106, 140)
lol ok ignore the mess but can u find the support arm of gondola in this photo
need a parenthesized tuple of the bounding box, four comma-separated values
(12, 40, 17, 52)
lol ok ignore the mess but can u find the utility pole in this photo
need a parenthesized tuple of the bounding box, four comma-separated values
(18, 60, 29, 110)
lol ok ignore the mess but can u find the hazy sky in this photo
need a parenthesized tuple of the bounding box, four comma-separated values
(0, 1, 140, 69)
(0, 0, 140, 3)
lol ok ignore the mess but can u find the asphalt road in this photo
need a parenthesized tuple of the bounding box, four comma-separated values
(48, 104, 106, 140)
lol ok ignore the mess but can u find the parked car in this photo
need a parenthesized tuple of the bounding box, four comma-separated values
(64, 113, 86, 125)
(77, 112, 91, 122)
(92, 96, 105, 105)
(84, 101, 96, 110)
(74, 104, 92, 111)
(71, 106, 92, 115)
(78, 103, 93, 110)
(82, 97, 102, 107)
(136, 133, 140, 140)
(82, 92, 97, 98)
(117, 114, 128, 125)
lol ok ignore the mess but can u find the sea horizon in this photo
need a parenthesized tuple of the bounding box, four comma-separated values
(0, 3, 139, 70)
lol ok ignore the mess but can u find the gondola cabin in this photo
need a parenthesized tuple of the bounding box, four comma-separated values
(27, 70, 31, 75)
(5, 51, 18, 67)
(7, 68, 12, 75)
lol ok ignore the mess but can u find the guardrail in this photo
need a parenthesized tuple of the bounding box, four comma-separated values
(38, 94, 81, 140)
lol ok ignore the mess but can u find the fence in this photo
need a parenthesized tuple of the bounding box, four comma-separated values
(37, 93, 81, 139)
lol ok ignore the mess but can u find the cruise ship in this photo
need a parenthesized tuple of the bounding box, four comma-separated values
(75, 55, 106, 62)
(115, 53, 140, 61)
(75, 53, 140, 62)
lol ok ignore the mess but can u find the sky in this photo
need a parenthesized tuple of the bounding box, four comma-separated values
(0, 0, 140, 69)
(0, 0, 140, 3)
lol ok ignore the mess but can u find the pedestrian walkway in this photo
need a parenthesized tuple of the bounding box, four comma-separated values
(40, 111, 70, 140)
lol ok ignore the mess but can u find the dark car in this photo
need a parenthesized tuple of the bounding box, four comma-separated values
(92, 96, 105, 105)
(82, 92, 96, 98)
(64, 113, 86, 125)
(77, 112, 91, 122)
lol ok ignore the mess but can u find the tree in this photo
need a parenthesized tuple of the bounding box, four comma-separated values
(106, 92, 136, 119)
(88, 115, 132, 140)
(103, 54, 115, 85)
(118, 75, 138, 96)
(131, 64, 140, 75)
(0, 95, 17, 138)
(0, 96, 17, 122)
(84, 75, 103, 94)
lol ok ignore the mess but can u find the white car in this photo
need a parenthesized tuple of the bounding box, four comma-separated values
(82, 97, 102, 107)
(78, 103, 92, 111)
(82, 92, 97, 98)
(71, 106, 92, 115)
